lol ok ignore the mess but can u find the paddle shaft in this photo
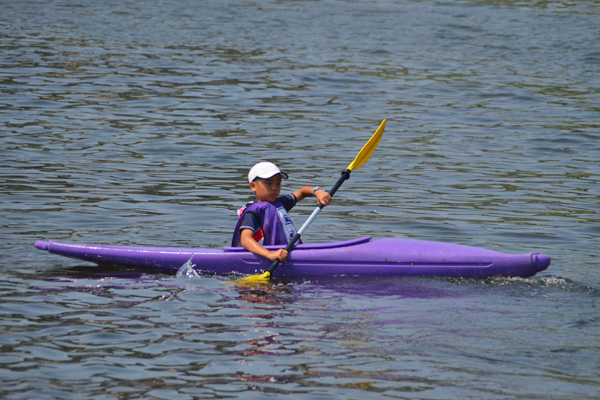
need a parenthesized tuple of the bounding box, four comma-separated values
(266, 169, 351, 275)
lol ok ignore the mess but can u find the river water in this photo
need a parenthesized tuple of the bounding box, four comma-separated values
(1, 0, 599, 398)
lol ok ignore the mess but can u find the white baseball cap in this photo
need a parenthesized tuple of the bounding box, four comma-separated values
(248, 162, 289, 183)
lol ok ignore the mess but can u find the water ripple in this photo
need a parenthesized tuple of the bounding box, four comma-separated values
(1, 0, 599, 398)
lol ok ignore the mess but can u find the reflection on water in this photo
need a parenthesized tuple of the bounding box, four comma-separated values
(3, 269, 597, 398)
(1, 0, 599, 398)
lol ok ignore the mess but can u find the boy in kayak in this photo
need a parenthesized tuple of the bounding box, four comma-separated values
(232, 162, 331, 263)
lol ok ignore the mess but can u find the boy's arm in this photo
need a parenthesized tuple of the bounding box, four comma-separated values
(292, 186, 331, 207)
(240, 229, 288, 263)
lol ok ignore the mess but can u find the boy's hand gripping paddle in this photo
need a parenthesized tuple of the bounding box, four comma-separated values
(241, 119, 386, 283)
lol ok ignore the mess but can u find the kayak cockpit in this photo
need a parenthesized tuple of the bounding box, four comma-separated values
(222, 236, 372, 252)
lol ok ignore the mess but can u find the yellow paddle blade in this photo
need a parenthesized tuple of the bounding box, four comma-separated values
(240, 271, 271, 283)
(346, 119, 386, 172)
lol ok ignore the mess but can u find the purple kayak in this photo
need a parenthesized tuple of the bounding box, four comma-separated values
(34, 236, 550, 278)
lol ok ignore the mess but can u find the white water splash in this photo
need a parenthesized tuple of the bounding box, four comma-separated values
(176, 254, 200, 278)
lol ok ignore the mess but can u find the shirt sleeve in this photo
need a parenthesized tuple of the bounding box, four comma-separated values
(278, 193, 297, 211)
(239, 212, 261, 233)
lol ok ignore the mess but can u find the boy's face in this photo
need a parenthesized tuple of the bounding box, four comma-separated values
(250, 174, 282, 202)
